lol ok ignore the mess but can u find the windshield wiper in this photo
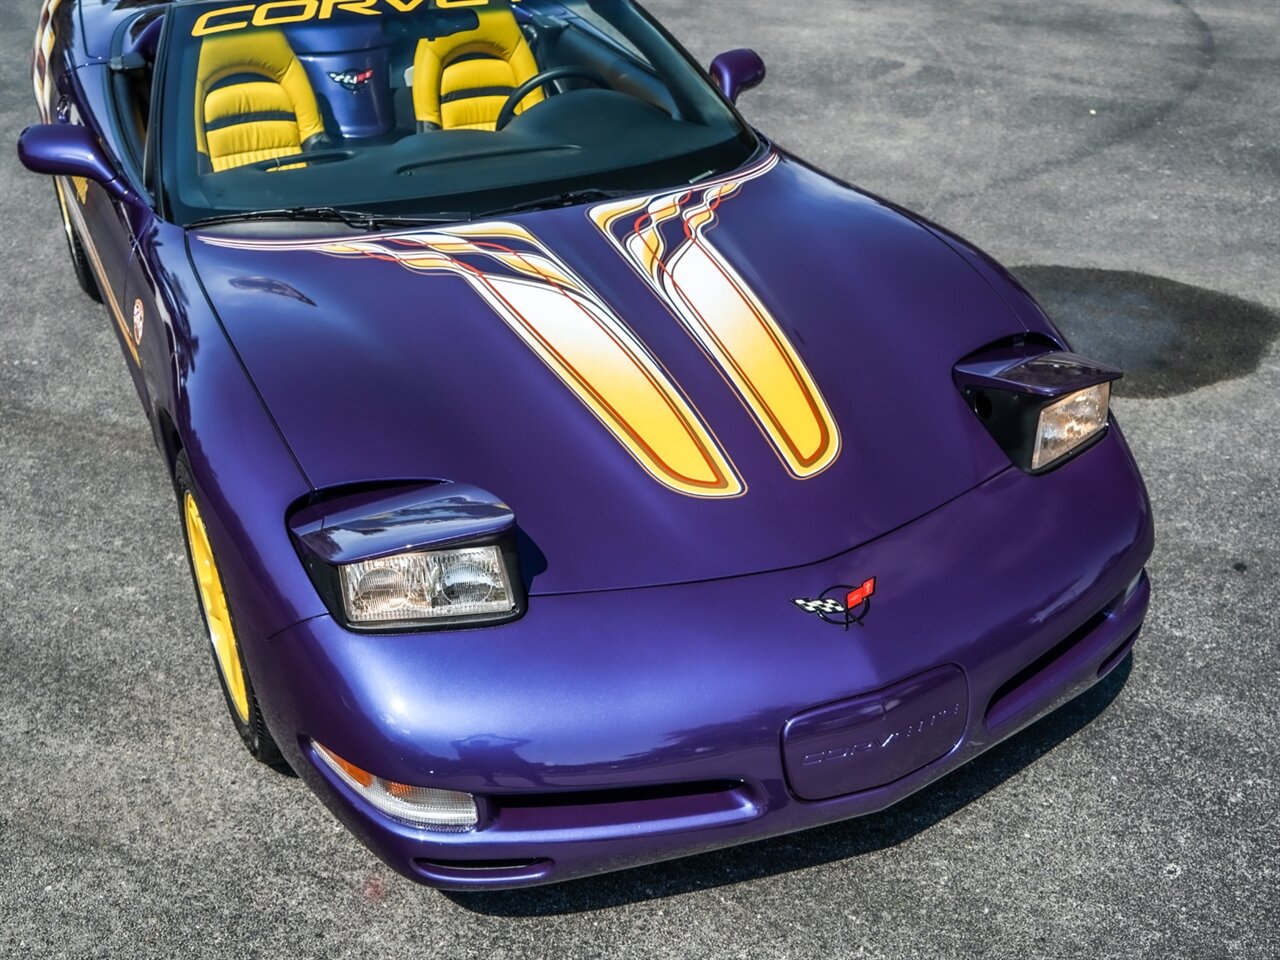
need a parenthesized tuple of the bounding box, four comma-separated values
(186, 206, 470, 231)
(479, 188, 634, 219)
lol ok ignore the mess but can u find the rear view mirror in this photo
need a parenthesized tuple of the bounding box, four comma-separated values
(17, 124, 133, 202)
(710, 49, 767, 103)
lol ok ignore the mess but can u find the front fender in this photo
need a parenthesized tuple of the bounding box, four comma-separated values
(148, 223, 322, 653)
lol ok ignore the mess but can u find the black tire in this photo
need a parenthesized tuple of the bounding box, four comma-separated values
(175, 452, 291, 773)
(56, 183, 102, 303)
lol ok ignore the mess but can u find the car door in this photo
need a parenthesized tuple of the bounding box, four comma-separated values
(63, 45, 175, 416)
(56, 63, 147, 383)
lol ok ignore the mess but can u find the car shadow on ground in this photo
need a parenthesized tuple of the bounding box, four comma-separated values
(1011, 267, 1279, 399)
(444, 655, 1134, 916)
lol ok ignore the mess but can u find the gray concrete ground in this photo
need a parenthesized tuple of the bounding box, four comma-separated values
(1, 1, 1277, 957)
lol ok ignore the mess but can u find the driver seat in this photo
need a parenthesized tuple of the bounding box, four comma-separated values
(413, 5, 544, 132)
(194, 30, 327, 173)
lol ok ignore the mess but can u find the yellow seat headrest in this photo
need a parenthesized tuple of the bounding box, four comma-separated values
(413, 6, 544, 132)
(194, 30, 326, 169)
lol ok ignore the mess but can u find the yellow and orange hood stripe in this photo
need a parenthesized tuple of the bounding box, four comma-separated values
(201, 224, 744, 498)
(591, 155, 841, 479)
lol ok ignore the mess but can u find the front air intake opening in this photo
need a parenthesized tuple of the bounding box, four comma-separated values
(411, 856, 556, 886)
(415, 857, 549, 872)
(1097, 625, 1141, 678)
(985, 608, 1110, 731)
(486, 779, 763, 835)
(492, 779, 745, 811)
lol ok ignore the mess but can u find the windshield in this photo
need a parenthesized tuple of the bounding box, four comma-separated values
(156, 0, 759, 226)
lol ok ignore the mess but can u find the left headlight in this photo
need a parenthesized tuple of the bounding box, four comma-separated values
(288, 482, 527, 632)
(340, 546, 516, 625)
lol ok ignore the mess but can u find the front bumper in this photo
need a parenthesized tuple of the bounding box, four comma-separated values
(253, 427, 1153, 890)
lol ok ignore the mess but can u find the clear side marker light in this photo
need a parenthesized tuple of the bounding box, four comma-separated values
(314, 741, 478, 831)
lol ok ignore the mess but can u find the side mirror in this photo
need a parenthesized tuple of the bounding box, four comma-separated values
(17, 124, 133, 203)
(710, 48, 767, 104)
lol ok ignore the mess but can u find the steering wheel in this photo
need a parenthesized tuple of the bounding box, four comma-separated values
(495, 66, 610, 131)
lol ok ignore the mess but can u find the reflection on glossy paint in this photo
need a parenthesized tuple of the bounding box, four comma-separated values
(229, 275, 317, 305)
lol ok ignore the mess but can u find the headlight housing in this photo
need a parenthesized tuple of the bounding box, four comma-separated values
(289, 482, 526, 632)
(956, 343, 1122, 475)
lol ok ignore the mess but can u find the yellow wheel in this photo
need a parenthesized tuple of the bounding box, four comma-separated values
(184, 490, 250, 724)
(176, 453, 288, 771)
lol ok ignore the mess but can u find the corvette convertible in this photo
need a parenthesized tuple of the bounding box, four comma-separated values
(20, 0, 1153, 890)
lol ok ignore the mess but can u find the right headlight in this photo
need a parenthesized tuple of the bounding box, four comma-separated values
(1031, 382, 1111, 471)
(955, 344, 1122, 475)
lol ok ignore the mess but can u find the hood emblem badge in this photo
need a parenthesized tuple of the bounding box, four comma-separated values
(792, 578, 876, 630)
(328, 68, 374, 93)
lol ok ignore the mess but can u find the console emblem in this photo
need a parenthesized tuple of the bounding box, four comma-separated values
(328, 68, 374, 93)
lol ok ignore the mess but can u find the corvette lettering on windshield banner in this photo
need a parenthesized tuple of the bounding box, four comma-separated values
(193, 0, 516, 36)
(591, 155, 841, 480)
(200, 225, 746, 498)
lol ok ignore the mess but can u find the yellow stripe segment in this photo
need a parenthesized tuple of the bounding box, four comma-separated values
(60, 178, 139, 366)
(33, 0, 66, 113)
(591, 156, 841, 479)
(201, 224, 743, 498)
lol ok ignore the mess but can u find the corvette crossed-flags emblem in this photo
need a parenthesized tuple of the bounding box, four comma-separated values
(792, 578, 877, 629)
(793, 597, 847, 615)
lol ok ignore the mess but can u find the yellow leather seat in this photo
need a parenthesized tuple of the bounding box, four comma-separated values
(413, 5, 544, 131)
(194, 30, 327, 173)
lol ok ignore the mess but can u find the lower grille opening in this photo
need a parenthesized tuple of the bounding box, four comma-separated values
(489, 779, 761, 835)
(1098, 626, 1141, 678)
(415, 857, 548, 873)
(411, 856, 555, 885)
(985, 608, 1110, 730)
(493, 779, 743, 810)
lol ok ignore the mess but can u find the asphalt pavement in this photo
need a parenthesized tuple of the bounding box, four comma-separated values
(1, 1, 1277, 958)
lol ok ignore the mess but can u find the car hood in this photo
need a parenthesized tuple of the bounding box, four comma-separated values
(188, 152, 1024, 594)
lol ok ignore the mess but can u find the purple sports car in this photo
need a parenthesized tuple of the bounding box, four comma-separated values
(20, 0, 1152, 890)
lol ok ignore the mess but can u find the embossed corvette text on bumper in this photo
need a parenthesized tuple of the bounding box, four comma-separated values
(801, 703, 964, 767)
